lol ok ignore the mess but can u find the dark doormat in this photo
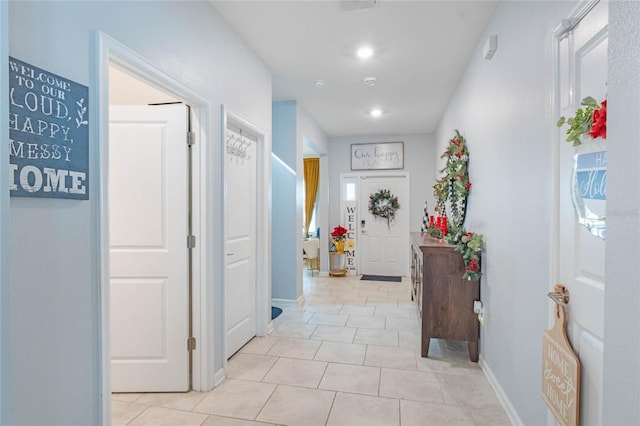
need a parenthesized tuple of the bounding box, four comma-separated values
(360, 275, 402, 282)
(271, 306, 283, 320)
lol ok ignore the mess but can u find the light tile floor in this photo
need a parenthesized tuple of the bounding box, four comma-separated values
(112, 273, 511, 426)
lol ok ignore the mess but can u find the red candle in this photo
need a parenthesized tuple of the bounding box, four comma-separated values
(429, 216, 435, 227)
(441, 217, 448, 236)
(436, 216, 442, 229)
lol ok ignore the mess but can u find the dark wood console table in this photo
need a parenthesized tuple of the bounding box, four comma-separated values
(410, 232, 480, 362)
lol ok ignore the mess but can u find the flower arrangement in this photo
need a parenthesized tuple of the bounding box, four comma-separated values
(451, 231, 484, 281)
(556, 96, 607, 146)
(331, 225, 348, 253)
(368, 189, 400, 229)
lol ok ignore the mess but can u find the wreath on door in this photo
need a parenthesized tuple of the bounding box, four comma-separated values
(368, 189, 400, 229)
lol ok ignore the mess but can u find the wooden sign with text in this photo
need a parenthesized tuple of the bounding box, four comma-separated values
(542, 304, 580, 426)
(351, 142, 403, 171)
(344, 203, 357, 274)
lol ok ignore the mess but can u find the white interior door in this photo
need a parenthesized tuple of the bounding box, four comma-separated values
(556, 2, 607, 423)
(109, 104, 190, 392)
(225, 126, 257, 358)
(358, 175, 409, 276)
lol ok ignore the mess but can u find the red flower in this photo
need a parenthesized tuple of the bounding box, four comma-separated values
(588, 100, 607, 139)
(331, 226, 348, 237)
(465, 181, 472, 191)
(465, 258, 479, 272)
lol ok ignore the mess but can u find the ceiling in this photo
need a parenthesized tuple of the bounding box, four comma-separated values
(212, 0, 498, 138)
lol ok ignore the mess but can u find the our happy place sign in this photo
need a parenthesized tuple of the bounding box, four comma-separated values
(8, 57, 89, 200)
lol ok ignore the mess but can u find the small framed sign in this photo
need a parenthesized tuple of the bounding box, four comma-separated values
(351, 142, 404, 171)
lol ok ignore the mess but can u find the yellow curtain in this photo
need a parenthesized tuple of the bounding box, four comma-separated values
(303, 158, 320, 237)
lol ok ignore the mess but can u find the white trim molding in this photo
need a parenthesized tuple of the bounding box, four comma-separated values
(93, 31, 214, 424)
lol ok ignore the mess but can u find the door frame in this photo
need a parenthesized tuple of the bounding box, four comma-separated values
(93, 32, 214, 424)
(340, 171, 411, 276)
(221, 105, 271, 361)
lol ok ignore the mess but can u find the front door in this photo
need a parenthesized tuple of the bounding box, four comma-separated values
(225, 126, 258, 358)
(358, 175, 409, 276)
(109, 104, 190, 392)
(555, 2, 607, 423)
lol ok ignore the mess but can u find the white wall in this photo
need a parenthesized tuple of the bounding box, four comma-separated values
(603, 2, 640, 424)
(272, 102, 329, 298)
(272, 101, 299, 302)
(298, 107, 330, 272)
(0, 2, 8, 423)
(329, 134, 437, 234)
(434, 1, 585, 424)
(7, 2, 272, 424)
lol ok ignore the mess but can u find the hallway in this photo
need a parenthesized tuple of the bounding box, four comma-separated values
(112, 274, 509, 425)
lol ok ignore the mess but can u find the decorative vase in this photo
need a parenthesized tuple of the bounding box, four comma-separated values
(333, 239, 345, 253)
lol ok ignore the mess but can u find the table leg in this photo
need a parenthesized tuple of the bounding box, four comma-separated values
(468, 340, 479, 362)
(421, 336, 431, 358)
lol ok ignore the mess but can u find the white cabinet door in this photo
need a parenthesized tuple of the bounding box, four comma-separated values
(358, 175, 409, 276)
(109, 105, 190, 392)
(556, 2, 607, 423)
(225, 127, 257, 358)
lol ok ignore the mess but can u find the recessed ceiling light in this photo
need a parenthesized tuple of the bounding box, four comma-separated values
(369, 108, 382, 118)
(363, 77, 376, 87)
(314, 79, 325, 88)
(356, 46, 374, 59)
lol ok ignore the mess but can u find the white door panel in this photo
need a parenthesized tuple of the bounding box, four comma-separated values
(109, 104, 190, 392)
(556, 2, 607, 423)
(358, 176, 409, 276)
(225, 127, 257, 358)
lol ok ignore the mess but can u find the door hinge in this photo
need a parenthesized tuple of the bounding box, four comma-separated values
(187, 337, 197, 351)
(187, 235, 196, 248)
(187, 131, 196, 146)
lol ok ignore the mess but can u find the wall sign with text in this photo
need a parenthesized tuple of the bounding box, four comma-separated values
(8, 57, 89, 199)
(351, 142, 404, 171)
(344, 203, 357, 275)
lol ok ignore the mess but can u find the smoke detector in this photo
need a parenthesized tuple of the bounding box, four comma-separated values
(339, 0, 378, 12)
(314, 80, 325, 88)
(363, 77, 377, 87)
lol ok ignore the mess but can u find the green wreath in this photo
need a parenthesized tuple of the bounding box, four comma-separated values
(368, 189, 400, 229)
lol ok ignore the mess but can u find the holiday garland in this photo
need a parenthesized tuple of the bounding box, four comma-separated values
(433, 129, 471, 229)
(368, 189, 400, 229)
(429, 130, 484, 281)
(450, 231, 483, 281)
(557, 96, 607, 146)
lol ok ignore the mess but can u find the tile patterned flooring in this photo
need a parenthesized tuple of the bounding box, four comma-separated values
(112, 274, 510, 425)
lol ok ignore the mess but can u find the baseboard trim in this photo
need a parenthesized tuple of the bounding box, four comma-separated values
(272, 298, 298, 307)
(213, 368, 226, 388)
(479, 356, 523, 425)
